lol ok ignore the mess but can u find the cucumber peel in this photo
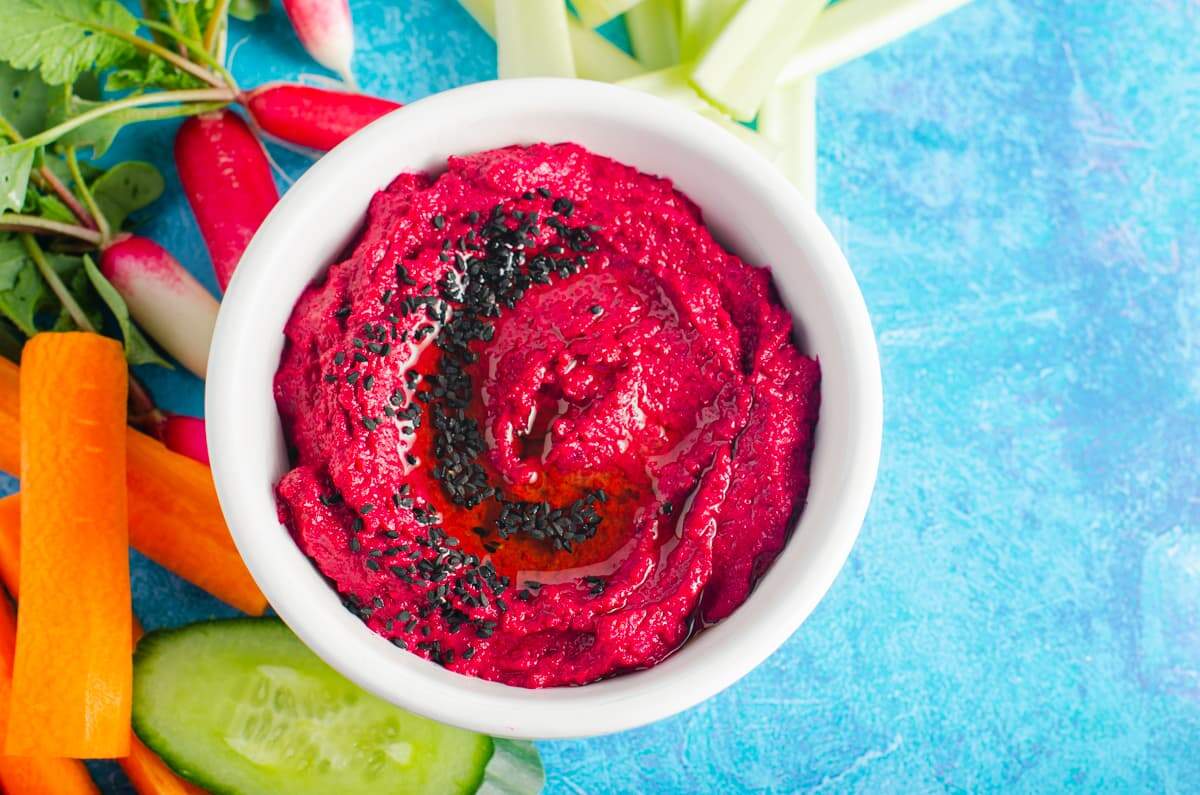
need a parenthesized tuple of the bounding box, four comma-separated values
(132, 618, 544, 795)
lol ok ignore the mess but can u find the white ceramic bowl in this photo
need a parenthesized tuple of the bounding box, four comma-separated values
(207, 79, 881, 739)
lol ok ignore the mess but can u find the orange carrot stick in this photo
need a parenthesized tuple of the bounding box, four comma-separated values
(0, 496, 17, 599)
(7, 332, 131, 758)
(0, 496, 205, 794)
(122, 735, 209, 795)
(0, 358, 17, 474)
(0, 356, 266, 615)
(125, 431, 265, 615)
(0, 595, 101, 794)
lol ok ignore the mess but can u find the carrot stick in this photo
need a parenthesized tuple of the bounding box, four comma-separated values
(0, 496, 17, 599)
(0, 357, 266, 614)
(122, 735, 209, 795)
(0, 356, 18, 475)
(7, 332, 131, 758)
(121, 617, 209, 793)
(0, 596, 101, 794)
(0, 496, 206, 794)
(125, 431, 265, 614)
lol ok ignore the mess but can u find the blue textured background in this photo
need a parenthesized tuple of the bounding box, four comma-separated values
(5, 0, 1196, 791)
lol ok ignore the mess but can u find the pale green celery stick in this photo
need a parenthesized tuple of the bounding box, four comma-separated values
(758, 76, 816, 204)
(691, 0, 825, 122)
(496, 0, 575, 78)
(679, 0, 742, 60)
(618, 64, 707, 111)
(566, 18, 645, 80)
(458, 0, 643, 81)
(573, 0, 641, 28)
(778, 0, 971, 83)
(456, 0, 496, 32)
(626, 0, 681, 69)
(698, 108, 779, 162)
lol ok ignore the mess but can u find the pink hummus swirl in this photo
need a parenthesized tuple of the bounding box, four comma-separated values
(274, 143, 820, 687)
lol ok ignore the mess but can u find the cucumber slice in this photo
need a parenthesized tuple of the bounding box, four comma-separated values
(132, 618, 543, 795)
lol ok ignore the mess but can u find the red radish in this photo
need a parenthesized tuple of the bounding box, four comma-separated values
(175, 110, 279, 293)
(162, 415, 209, 465)
(100, 236, 219, 380)
(243, 83, 401, 151)
(282, 0, 357, 85)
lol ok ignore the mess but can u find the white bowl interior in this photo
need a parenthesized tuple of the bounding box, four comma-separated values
(207, 79, 881, 739)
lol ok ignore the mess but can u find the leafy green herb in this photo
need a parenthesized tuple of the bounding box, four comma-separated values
(0, 63, 50, 136)
(91, 161, 164, 229)
(35, 192, 78, 224)
(51, 252, 104, 331)
(105, 60, 204, 92)
(0, 236, 50, 334)
(228, 0, 269, 22)
(45, 93, 225, 158)
(82, 253, 170, 368)
(0, 0, 141, 86)
(0, 149, 33, 212)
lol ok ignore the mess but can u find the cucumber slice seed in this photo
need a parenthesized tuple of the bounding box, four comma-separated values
(132, 618, 543, 795)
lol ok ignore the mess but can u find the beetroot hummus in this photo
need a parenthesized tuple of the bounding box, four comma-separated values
(274, 143, 820, 687)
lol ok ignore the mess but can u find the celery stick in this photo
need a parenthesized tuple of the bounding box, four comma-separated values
(567, 18, 646, 81)
(626, 0, 681, 69)
(778, 0, 971, 83)
(698, 108, 779, 162)
(758, 76, 816, 204)
(617, 64, 708, 111)
(458, 0, 643, 81)
(457, 0, 496, 33)
(679, 0, 743, 60)
(691, 0, 825, 121)
(573, 0, 642, 28)
(496, 0, 576, 78)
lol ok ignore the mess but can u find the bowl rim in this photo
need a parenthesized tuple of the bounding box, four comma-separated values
(207, 78, 882, 739)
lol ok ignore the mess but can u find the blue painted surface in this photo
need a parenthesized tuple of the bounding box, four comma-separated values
(12, 0, 1197, 791)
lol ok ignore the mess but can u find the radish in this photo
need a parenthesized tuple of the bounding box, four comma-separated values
(175, 110, 279, 293)
(162, 415, 210, 464)
(281, 0, 357, 86)
(242, 83, 401, 151)
(99, 235, 219, 380)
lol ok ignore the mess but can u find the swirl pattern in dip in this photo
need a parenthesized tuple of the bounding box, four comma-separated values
(274, 143, 820, 687)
